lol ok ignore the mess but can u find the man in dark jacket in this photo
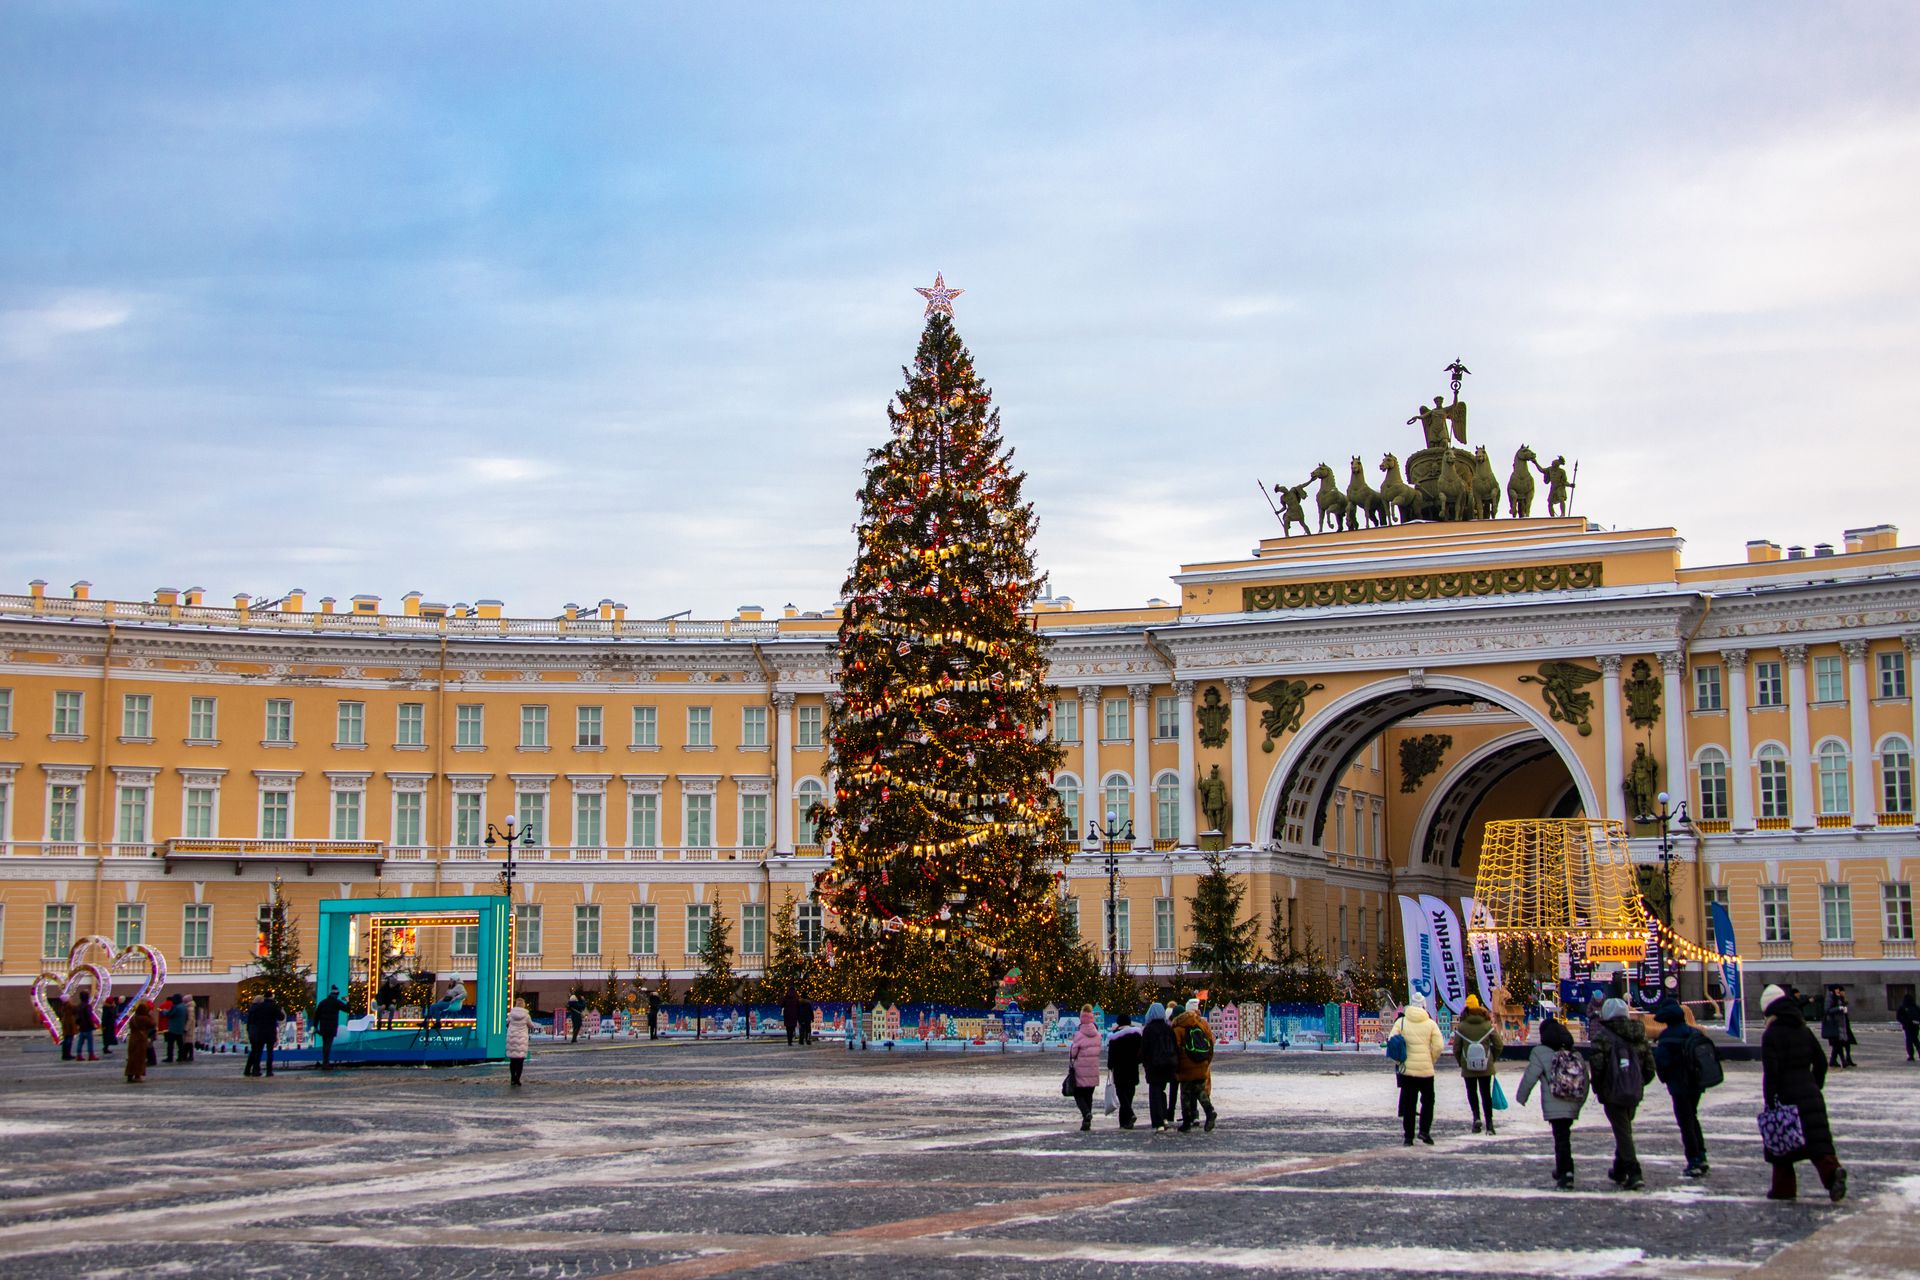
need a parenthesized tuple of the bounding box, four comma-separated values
(1762, 983, 1846, 1201)
(798, 996, 815, 1046)
(1141, 1002, 1179, 1132)
(1898, 992, 1920, 1063)
(1820, 987, 1856, 1068)
(781, 986, 801, 1046)
(313, 986, 347, 1070)
(1651, 1002, 1711, 1177)
(646, 987, 662, 1040)
(566, 993, 587, 1043)
(1588, 997, 1657, 1190)
(1107, 1013, 1143, 1129)
(164, 995, 192, 1063)
(244, 992, 284, 1078)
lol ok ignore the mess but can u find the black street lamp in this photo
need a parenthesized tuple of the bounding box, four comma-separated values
(486, 812, 528, 897)
(1635, 791, 1693, 928)
(1088, 808, 1134, 980)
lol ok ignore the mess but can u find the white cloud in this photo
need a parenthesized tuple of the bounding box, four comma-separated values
(2, 293, 133, 357)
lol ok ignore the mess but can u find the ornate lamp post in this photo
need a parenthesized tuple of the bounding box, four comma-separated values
(1088, 808, 1134, 980)
(486, 812, 527, 897)
(1635, 791, 1693, 927)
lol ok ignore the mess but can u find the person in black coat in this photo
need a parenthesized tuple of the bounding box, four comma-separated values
(566, 993, 587, 1043)
(1140, 1002, 1179, 1133)
(1820, 987, 1856, 1068)
(244, 992, 285, 1078)
(1651, 1002, 1712, 1178)
(99, 996, 121, 1056)
(781, 986, 801, 1046)
(1106, 1013, 1144, 1129)
(313, 986, 347, 1070)
(798, 996, 815, 1046)
(645, 987, 662, 1040)
(1761, 984, 1846, 1202)
(1898, 993, 1920, 1063)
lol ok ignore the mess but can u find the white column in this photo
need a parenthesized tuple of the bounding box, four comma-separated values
(1844, 641, 1875, 826)
(1783, 645, 1814, 828)
(1130, 684, 1152, 848)
(1174, 680, 1198, 848)
(1599, 655, 1625, 823)
(1081, 686, 1102, 840)
(1909, 635, 1920, 795)
(1227, 677, 1252, 846)
(772, 692, 795, 853)
(1660, 650, 1693, 818)
(1721, 650, 1755, 831)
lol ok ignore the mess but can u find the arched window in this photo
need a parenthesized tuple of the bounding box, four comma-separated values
(1817, 741, 1850, 816)
(1882, 736, 1914, 816)
(1696, 747, 1728, 822)
(1757, 745, 1790, 820)
(795, 779, 825, 846)
(1154, 772, 1180, 842)
(1101, 774, 1132, 833)
(1051, 775, 1081, 837)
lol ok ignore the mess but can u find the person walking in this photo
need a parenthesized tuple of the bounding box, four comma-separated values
(1588, 997, 1656, 1190)
(1652, 1001, 1719, 1177)
(505, 997, 532, 1086)
(1107, 1012, 1142, 1130)
(1821, 987, 1856, 1068)
(244, 990, 284, 1078)
(99, 995, 120, 1057)
(54, 995, 76, 1061)
(73, 992, 99, 1061)
(645, 987, 662, 1040)
(781, 986, 801, 1046)
(1066, 1006, 1103, 1130)
(1516, 1014, 1587, 1188)
(124, 1002, 156, 1084)
(566, 993, 587, 1043)
(1897, 992, 1920, 1063)
(164, 993, 194, 1064)
(1450, 993, 1504, 1134)
(1761, 983, 1847, 1201)
(313, 986, 346, 1070)
(1171, 998, 1218, 1133)
(1141, 1002, 1179, 1132)
(1389, 992, 1446, 1145)
(799, 996, 815, 1046)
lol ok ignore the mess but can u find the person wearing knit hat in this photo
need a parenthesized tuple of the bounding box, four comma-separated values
(1170, 999, 1218, 1132)
(1450, 992, 1504, 1135)
(1652, 1002, 1717, 1177)
(1516, 1014, 1587, 1188)
(1762, 984, 1847, 1201)
(1589, 995, 1656, 1190)
(1389, 991, 1446, 1145)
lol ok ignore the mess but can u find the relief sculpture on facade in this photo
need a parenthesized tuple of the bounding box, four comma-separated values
(1517, 660, 1602, 736)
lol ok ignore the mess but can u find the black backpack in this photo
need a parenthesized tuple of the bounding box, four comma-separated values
(1146, 1022, 1179, 1070)
(1689, 1030, 1724, 1090)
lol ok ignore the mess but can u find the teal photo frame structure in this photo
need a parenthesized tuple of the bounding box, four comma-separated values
(313, 894, 511, 1063)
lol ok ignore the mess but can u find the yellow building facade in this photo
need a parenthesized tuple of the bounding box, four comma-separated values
(2, 515, 1916, 1023)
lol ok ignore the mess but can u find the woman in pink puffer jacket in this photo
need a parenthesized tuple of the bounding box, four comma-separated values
(1067, 1005, 1104, 1131)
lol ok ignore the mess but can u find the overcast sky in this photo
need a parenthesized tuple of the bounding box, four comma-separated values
(4, 4, 1917, 618)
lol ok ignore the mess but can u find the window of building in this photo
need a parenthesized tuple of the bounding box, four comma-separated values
(336, 701, 365, 746)
(454, 793, 483, 847)
(1885, 882, 1915, 943)
(1880, 650, 1909, 699)
(1339, 905, 1350, 958)
(117, 785, 148, 844)
(332, 790, 361, 840)
(513, 903, 542, 956)
(1154, 897, 1175, 951)
(114, 903, 144, 949)
(576, 706, 603, 748)
(1154, 773, 1180, 842)
(185, 787, 215, 839)
(1102, 697, 1129, 740)
(1050, 697, 1080, 743)
(742, 705, 768, 748)
(455, 704, 484, 748)
(53, 690, 84, 737)
(393, 792, 422, 847)
(685, 903, 712, 956)
(183, 695, 216, 742)
(1820, 883, 1853, 943)
(264, 698, 293, 744)
(1103, 899, 1130, 956)
(260, 789, 290, 839)
(629, 791, 658, 848)
(741, 902, 767, 956)
(574, 791, 603, 848)
(1814, 655, 1845, 704)
(181, 904, 211, 960)
(1883, 737, 1915, 815)
(741, 792, 769, 848)
(686, 706, 712, 748)
(1758, 745, 1790, 820)
(517, 792, 546, 847)
(1154, 696, 1179, 740)
(1760, 884, 1791, 943)
(1331, 793, 1346, 853)
(1817, 741, 1851, 815)
(0, 687, 11, 732)
(43, 903, 75, 959)
(685, 793, 714, 847)
(1052, 777, 1081, 837)
(1704, 887, 1730, 950)
(797, 901, 824, 955)
(630, 904, 657, 957)
(1101, 775, 1130, 831)
(797, 704, 823, 748)
(574, 905, 601, 957)
(1693, 665, 1722, 712)
(1061, 896, 1081, 937)
(519, 705, 548, 749)
(396, 702, 424, 746)
(795, 779, 824, 845)
(1754, 661, 1784, 708)
(452, 923, 478, 959)
(1697, 748, 1729, 822)
(631, 706, 657, 747)
(47, 783, 80, 842)
(121, 694, 151, 739)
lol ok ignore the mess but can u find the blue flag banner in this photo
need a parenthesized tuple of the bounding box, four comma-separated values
(1711, 900, 1743, 1039)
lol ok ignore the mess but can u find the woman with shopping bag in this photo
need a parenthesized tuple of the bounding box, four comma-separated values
(1759, 983, 1846, 1201)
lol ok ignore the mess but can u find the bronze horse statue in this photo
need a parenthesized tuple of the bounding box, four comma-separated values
(1308, 463, 1352, 533)
(1506, 444, 1538, 517)
(1346, 456, 1389, 528)
(1378, 452, 1420, 524)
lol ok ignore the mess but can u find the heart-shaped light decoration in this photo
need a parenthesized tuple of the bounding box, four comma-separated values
(67, 936, 169, 1038)
(30, 964, 113, 1045)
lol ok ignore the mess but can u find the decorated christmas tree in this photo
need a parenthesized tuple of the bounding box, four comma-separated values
(238, 878, 313, 1013)
(815, 279, 1075, 1002)
(688, 907, 739, 1008)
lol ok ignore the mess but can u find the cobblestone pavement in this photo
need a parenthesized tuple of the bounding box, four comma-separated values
(1, 1025, 1916, 1278)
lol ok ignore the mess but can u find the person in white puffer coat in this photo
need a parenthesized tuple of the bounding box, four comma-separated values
(506, 997, 532, 1087)
(1389, 993, 1447, 1145)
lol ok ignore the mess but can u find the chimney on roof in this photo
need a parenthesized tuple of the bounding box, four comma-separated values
(318, 596, 336, 614)
(736, 604, 764, 621)
(784, 603, 798, 619)
(351, 594, 380, 615)
(283, 588, 305, 613)
(184, 586, 204, 606)
(474, 600, 503, 620)
(233, 591, 251, 609)
(72, 581, 92, 601)
(596, 598, 617, 621)
(28, 579, 46, 601)
(1785, 546, 1807, 560)
(154, 586, 180, 607)
(402, 591, 423, 617)
(1843, 524, 1899, 553)
(1813, 543, 1835, 558)
(1745, 540, 1782, 564)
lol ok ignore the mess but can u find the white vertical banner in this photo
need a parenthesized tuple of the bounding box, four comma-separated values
(1418, 894, 1471, 1014)
(1461, 897, 1506, 1006)
(1397, 895, 1436, 1007)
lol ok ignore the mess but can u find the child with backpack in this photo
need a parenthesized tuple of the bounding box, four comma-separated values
(1170, 998, 1217, 1132)
(1588, 997, 1658, 1190)
(1516, 1014, 1588, 1189)
(1652, 1001, 1721, 1177)
(1450, 993, 1505, 1134)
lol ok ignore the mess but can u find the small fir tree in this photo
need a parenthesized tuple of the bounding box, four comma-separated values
(1185, 850, 1262, 1003)
(689, 907, 739, 1007)
(238, 879, 313, 1013)
(755, 892, 815, 1004)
